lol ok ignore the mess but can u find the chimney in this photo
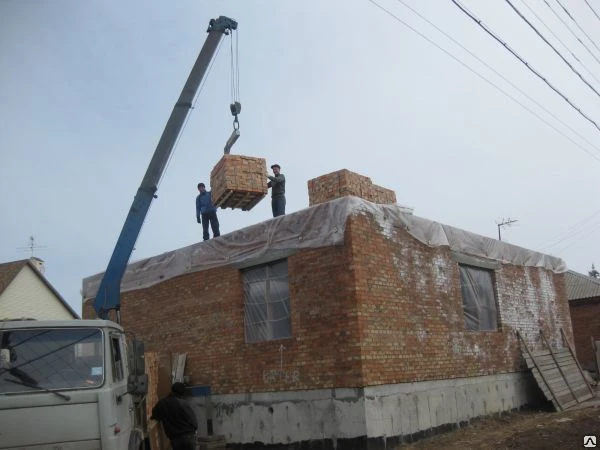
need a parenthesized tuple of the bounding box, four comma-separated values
(307, 169, 397, 206)
(29, 257, 45, 274)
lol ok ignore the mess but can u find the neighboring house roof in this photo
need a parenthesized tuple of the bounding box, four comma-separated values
(0, 260, 26, 296)
(0, 259, 79, 318)
(565, 270, 600, 301)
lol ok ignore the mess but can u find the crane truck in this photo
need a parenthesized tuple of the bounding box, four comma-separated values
(0, 16, 238, 450)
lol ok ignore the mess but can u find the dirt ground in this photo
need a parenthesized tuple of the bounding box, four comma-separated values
(396, 397, 600, 450)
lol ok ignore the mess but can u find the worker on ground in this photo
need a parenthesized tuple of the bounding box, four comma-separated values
(267, 164, 286, 217)
(196, 182, 220, 241)
(151, 382, 198, 450)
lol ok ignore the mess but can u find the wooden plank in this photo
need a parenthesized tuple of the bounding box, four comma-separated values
(148, 421, 169, 450)
(172, 353, 187, 383)
(540, 331, 580, 405)
(518, 331, 562, 410)
(596, 340, 600, 376)
(546, 379, 567, 389)
(561, 328, 595, 398)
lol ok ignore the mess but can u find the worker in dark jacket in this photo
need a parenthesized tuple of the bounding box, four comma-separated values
(196, 182, 220, 241)
(151, 382, 198, 450)
(267, 164, 286, 217)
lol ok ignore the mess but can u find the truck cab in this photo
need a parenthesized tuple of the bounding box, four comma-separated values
(0, 320, 147, 450)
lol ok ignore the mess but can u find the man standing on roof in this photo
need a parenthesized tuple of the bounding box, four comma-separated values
(267, 164, 286, 217)
(151, 382, 198, 450)
(196, 182, 220, 241)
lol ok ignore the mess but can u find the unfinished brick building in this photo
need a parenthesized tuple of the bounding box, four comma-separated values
(83, 169, 570, 448)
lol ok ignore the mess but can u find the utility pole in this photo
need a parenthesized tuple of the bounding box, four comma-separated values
(497, 218, 518, 241)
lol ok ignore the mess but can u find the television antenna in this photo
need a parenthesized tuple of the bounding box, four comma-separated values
(17, 236, 47, 258)
(496, 218, 518, 241)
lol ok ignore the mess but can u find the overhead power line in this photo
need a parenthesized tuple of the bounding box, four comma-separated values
(542, 218, 600, 253)
(537, 208, 600, 251)
(519, 0, 600, 86)
(391, 0, 600, 157)
(553, 0, 600, 55)
(505, 0, 600, 100)
(365, 0, 600, 162)
(451, 0, 600, 134)
(543, 0, 600, 66)
(583, 0, 600, 24)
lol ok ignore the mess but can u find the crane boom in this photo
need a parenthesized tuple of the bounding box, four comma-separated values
(94, 16, 238, 321)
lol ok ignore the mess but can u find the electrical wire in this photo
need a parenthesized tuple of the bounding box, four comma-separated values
(537, 208, 600, 251)
(505, 0, 600, 100)
(519, 0, 600, 86)
(366, 0, 600, 162)
(392, 0, 600, 157)
(451, 0, 600, 134)
(583, 0, 600, 24)
(553, 0, 600, 55)
(543, 0, 600, 66)
(544, 220, 600, 253)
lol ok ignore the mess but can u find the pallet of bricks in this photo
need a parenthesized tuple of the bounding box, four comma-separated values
(210, 154, 268, 211)
(307, 169, 396, 206)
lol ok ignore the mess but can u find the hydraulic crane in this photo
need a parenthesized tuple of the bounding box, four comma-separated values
(93, 16, 238, 321)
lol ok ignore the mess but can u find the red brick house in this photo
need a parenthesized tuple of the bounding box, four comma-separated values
(566, 270, 600, 374)
(83, 170, 569, 448)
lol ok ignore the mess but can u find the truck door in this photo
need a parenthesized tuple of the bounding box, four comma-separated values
(109, 333, 135, 449)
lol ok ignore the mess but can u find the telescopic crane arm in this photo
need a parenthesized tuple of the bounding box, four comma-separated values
(93, 16, 238, 321)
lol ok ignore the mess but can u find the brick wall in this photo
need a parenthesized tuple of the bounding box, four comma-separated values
(345, 212, 570, 385)
(84, 243, 364, 394)
(569, 298, 600, 371)
(83, 205, 570, 394)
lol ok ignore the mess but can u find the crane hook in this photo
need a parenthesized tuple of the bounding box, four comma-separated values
(224, 102, 241, 154)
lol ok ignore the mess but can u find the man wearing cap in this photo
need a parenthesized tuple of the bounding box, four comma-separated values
(151, 382, 198, 450)
(267, 164, 286, 217)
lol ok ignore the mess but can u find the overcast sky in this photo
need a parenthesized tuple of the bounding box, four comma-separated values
(2, 0, 599, 316)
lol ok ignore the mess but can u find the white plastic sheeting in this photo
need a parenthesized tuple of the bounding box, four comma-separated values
(82, 196, 566, 301)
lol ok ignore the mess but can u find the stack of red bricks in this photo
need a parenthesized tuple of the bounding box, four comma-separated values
(210, 154, 268, 211)
(307, 169, 397, 206)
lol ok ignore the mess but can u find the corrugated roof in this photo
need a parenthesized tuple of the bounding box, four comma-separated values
(565, 270, 600, 301)
(0, 258, 79, 318)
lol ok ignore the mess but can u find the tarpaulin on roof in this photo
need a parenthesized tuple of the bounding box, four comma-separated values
(82, 196, 566, 301)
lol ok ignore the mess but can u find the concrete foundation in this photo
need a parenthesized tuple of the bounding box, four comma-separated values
(195, 372, 542, 448)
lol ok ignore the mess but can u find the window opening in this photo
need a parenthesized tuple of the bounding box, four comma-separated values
(243, 259, 291, 342)
(459, 264, 498, 331)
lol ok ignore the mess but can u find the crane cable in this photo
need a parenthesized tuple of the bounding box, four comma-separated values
(230, 29, 241, 131)
(223, 29, 241, 154)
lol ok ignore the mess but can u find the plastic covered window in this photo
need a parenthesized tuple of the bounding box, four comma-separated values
(459, 264, 498, 331)
(243, 259, 291, 342)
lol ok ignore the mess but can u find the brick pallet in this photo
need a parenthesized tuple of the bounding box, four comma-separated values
(210, 155, 268, 211)
(307, 169, 396, 206)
